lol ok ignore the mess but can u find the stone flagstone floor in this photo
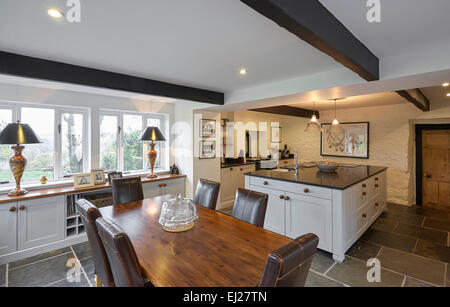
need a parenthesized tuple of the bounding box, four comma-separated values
(1, 203, 449, 287)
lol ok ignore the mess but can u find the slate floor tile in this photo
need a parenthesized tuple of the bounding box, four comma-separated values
(72, 241, 92, 261)
(414, 240, 450, 263)
(0, 264, 5, 285)
(403, 277, 436, 287)
(406, 206, 450, 221)
(47, 273, 91, 287)
(311, 250, 335, 274)
(394, 223, 448, 245)
(9, 247, 72, 269)
(305, 271, 344, 287)
(380, 211, 424, 226)
(423, 218, 450, 232)
(346, 240, 381, 261)
(371, 218, 398, 232)
(8, 253, 77, 287)
(326, 257, 404, 287)
(361, 228, 417, 252)
(80, 257, 96, 285)
(377, 247, 446, 286)
(387, 203, 408, 215)
(446, 265, 450, 287)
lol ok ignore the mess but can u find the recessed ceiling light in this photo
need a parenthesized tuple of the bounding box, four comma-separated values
(239, 68, 248, 75)
(443, 82, 450, 87)
(48, 8, 63, 18)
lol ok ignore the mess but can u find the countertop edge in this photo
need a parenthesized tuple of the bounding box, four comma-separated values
(245, 167, 387, 190)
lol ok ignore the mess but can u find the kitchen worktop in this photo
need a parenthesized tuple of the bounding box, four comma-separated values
(245, 165, 387, 190)
(221, 161, 256, 168)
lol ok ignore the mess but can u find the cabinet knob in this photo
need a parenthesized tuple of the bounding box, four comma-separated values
(19, 205, 25, 211)
(362, 184, 366, 188)
(240, 168, 243, 171)
(303, 188, 310, 193)
(375, 177, 379, 181)
(279, 195, 284, 199)
(263, 181, 269, 185)
(285, 196, 290, 201)
(9, 206, 16, 212)
(164, 184, 167, 187)
(375, 203, 379, 207)
(362, 192, 367, 196)
(362, 213, 367, 218)
(158, 184, 163, 188)
(230, 168, 233, 171)
(375, 184, 379, 188)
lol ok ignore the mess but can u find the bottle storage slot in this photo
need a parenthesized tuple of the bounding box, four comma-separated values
(66, 227, 77, 237)
(67, 217, 77, 228)
(78, 225, 85, 234)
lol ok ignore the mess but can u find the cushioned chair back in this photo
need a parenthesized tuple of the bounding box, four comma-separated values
(193, 178, 220, 210)
(95, 217, 144, 287)
(231, 188, 268, 227)
(258, 233, 319, 287)
(75, 199, 114, 287)
(111, 177, 143, 205)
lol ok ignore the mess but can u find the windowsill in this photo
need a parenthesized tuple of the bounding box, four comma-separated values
(0, 169, 170, 194)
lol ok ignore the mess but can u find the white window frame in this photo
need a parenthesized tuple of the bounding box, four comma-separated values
(99, 109, 168, 174)
(0, 101, 89, 184)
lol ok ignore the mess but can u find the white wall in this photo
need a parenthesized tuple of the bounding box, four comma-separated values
(230, 99, 450, 206)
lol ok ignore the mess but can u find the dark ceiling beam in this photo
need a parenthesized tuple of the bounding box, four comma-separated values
(250, 105, 318, 118)
(241, 0, 379, 81)
(396, 89, 430, 112)
(0, 51, 224, 105)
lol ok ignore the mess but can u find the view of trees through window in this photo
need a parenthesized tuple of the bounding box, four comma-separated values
(61, 113, 84, 176)
(0, 109, 12, 182)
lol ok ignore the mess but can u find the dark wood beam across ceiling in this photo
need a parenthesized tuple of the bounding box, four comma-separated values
(396, 89, 430, 112)
(0, 51, 224, 105)
(241, 0, 379, 81)
(250, 105, 318, 118)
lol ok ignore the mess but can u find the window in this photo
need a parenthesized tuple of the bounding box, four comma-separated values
(0, 102, 88, 185)
(99, 110, 167, 174)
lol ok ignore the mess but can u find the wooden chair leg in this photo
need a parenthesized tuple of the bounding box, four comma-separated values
(95, 275, 102, 287)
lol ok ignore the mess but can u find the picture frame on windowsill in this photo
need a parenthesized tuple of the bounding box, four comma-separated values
(107, 171, 123, 185)
(91, 168, 106, 185)
(73, 173, 95, 189)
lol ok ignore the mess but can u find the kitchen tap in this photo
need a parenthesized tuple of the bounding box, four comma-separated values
(288, 148, 298, 176)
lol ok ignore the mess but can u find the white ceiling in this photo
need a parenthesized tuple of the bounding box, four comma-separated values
(0, 0, 340, 92)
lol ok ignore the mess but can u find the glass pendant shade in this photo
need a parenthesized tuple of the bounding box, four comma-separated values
(304, 114, 322, 132)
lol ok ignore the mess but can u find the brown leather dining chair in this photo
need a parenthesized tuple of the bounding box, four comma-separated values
(231, 188, 268, 227)
(193, 178, 220, 210)
(75, 199, 115, 287)
(111, 177, 144, 205)
(258, 233, 319, 287)
(95, 217, 151, 287)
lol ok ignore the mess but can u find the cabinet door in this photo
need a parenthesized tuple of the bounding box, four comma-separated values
(143, 181, 161, 198)
(249, 185, 286, 236)
(221, 168, 235, 203)
(18, 196, 65, 250)
(164, 178, 186, 196)
(285, 192, 333, 251)
(0, 202, 18, 255)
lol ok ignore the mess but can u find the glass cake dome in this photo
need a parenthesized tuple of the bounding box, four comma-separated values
(158, 194, 198, 232)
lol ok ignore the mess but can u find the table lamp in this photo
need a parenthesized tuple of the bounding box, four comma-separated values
(139, 126, 166, 178)
(0, 121, 42, 196)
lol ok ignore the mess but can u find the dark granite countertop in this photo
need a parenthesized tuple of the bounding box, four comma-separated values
(245, 165, 387, 190)
(221, 161, 257, 168)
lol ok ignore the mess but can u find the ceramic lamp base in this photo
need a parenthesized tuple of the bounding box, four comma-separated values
(147, 174, 158, 179)
(8, 188, 28, 196)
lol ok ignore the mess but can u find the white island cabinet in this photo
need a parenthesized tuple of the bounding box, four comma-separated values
(245, 167, 387, 262)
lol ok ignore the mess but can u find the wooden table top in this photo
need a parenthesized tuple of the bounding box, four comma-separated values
(99, 195, 290, 287)
(0, 174, 186, 204)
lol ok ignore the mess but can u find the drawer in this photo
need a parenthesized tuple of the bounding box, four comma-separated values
(355, 180, 370, 209)
(248, 177, 332, 200)
(355, 202, 370, 238)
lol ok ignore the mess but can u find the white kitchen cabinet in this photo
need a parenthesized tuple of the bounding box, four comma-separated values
(285, 192, 332, 251)
(0, 202, 17, 256)
(253, 186, 286, 235)
(220, 164, 256, 209)
(17, 196, 65, 250)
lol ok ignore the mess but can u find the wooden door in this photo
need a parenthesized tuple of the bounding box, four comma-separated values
(422, 130, 450, 209)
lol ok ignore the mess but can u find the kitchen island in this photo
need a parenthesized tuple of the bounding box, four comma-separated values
(245, 165, 387, 262)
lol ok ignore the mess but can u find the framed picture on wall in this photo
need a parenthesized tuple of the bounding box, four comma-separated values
(199, 141, 216, 159)
(271, 126, 282, 143)
(320, 122, 369, 159)
(200, 119, 216, 138)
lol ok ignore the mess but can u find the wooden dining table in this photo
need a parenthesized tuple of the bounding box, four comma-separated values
(99, 194, 291, 287)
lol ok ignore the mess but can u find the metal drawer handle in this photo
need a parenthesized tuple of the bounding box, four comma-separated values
(285, 196, 290, 201)
(263, 181, 269, 185)
(19, 205, 25, 211)
(279, 195, 284, 199)
(362, 213, 367, 218)
(9, 206, 16, 212)
(304, 188, 310, 193)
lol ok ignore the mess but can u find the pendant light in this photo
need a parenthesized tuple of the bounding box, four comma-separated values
(304, 101, 322, 132)
(328, 98, 342, 134)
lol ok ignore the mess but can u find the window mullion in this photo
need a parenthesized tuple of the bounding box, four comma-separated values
(118, 114, 124, 172)
(54, 110, 62, 180)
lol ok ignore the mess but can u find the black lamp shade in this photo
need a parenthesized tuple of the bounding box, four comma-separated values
(139, 126, 166, 142)
(0, 122, 42, 145)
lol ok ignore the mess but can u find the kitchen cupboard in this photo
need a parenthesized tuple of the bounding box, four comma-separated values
(0, 202, 17, 255)
(220, 164, 256, 209)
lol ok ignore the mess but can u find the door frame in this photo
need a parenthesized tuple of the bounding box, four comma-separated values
(415, 124, 450, 205)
